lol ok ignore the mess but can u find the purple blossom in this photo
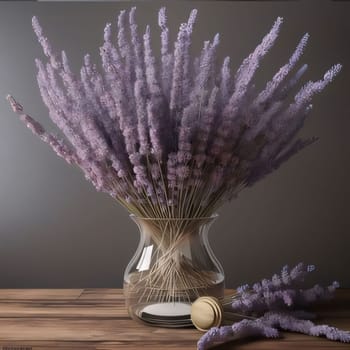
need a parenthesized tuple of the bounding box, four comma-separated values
(253, 33, 310, 114)
(7, 95, 78, 165)
(231, 263, 339, 315)
(8, 8, 341, 218)
(198, 318, 279, 350)
(170, 23, 188, 116)
(32, 16, 61, 69)
(158, 7, 172, 100)
(263, 311, 350, 343)
(198, 264, 348, 350)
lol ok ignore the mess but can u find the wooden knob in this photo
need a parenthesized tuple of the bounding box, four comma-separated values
(191, 296, 223, 332)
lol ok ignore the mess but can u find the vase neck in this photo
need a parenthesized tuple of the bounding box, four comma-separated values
(131, 215, 218, 245)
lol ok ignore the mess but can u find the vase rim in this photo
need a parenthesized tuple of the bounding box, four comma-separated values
(129, 213, 219, 221)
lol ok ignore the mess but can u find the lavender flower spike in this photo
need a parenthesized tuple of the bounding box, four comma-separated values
(7, 95, 78, 165)
(291, 63, 342, 114)
(253, 32, 310, 112)
(158, 7, 172, 99)
(231, 262, 340, 315)
(170, 23, 187, 115)
(197, 319, 279, 350)
(263, 311, 350, 343)
(32, 16, 60, 69)
(231, 17, 283, 106)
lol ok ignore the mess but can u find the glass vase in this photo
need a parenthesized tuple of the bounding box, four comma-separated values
(123, 214, 225, 327)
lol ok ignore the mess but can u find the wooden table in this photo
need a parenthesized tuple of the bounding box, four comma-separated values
(0, 289, 349, 349)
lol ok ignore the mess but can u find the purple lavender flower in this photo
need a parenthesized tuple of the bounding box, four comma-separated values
(231, 263, 339, 315)
(198, 264, 348, 350)
(197, 318, 279, 350)
(198, 310, 350, 350)
(7, 95, 78, 165)
(8, 8, 341, 218)
(262, 311, 350, 342)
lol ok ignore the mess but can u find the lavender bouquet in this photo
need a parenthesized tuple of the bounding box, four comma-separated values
(8, 7, 341, 319)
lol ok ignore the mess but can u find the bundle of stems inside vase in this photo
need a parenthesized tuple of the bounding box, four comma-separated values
(127, 217, 218, 303)
(8, 7, 341, 300)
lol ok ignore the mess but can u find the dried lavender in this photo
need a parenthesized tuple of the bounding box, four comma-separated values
(198, 312, 350, 350)
(7, 96, 78, 166)
(197, 319, 279, 350)
(231, 263, 339, 315)
(197, 263, 349, 350)
(7, 9, 342, 301)
(8, 7, 341, 219)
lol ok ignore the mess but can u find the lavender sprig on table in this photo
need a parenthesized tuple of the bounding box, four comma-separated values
(232, 263, 339, 315)
(197, 263, 349, 350)
(7, 7, 341, 219)
(198, 311, 350, 350)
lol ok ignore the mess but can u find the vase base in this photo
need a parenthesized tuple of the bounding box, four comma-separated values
(124, 273, 225, 327)
(134, 301, 193, 327)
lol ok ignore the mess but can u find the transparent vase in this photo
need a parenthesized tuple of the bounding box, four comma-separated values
(123, 214, 225, 327)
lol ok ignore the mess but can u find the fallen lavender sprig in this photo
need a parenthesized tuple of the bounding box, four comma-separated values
(198, 311, 350, 350)
(197, 319, 279, 350)
(197, 263, 349, 350)
(232, 263, 339, 315)
(7, 7, 341, 219)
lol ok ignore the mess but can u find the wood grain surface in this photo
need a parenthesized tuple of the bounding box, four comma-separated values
(0, 289, 348, 349)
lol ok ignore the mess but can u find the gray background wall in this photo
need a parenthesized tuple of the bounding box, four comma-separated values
(0, 0, 349, 288)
